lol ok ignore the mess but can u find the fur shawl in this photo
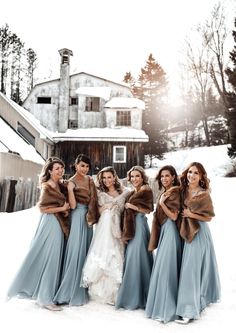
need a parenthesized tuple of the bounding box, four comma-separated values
(38, 182, 70, 238)
(70, 175, 99, 226)
(148, 186, 181, 251)
(177, 190, 215, 243)
(121, 185, 154, 243)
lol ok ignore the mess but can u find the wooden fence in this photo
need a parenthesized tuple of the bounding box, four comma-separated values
(0, 177, 40, 212)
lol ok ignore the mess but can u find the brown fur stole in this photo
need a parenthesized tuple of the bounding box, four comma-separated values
(177, 190, 215, 243)
(70, 175, 99, 226)
(148, 186, 181, 251)
(38, 183, 70, 238)
(121, 185, 153, 243)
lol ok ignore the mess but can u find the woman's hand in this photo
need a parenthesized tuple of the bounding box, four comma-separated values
(159, 192, 169, 205)
(182, 208, 192, 218)
(125, 203, 137, 211)
(62, 202, 70, 212)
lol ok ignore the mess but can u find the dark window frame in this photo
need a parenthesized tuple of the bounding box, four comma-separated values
(37, 97, 51, 104)
(116, 110, 131, 126)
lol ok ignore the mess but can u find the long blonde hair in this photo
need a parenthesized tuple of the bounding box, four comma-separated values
(127, 165, 149, 185)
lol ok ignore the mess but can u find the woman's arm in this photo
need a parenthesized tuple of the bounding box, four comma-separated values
(67, 181, 76, 209)
(125, 202, 149, 214)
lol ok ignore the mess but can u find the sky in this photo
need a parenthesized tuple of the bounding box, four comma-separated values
(0, 143, 236, 332)
(1, 0, 235, 103)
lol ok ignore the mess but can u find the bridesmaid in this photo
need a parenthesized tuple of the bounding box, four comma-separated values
(7, 157, 70, 311)
(145, 165, 182, 323)
(54, 154, 99, 306)
(175, 162, 221, 324)
(115, 166, 154, 310)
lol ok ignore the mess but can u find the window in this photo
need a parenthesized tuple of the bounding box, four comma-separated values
(68, 120, 78, 129)
(85, 97, 100, 112)
(37, 97, 51, 104)
(70, 97, 78, 105)
(116, 111, 131, 126)
(17, 122, 35, 146)
(113, 146, 126, 163)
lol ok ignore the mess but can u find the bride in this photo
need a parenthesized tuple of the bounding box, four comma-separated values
(81, 166, 130, 305)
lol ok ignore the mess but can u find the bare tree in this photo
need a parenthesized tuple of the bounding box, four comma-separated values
(202, 1, 229, 110)
(184, 31, 212, 146)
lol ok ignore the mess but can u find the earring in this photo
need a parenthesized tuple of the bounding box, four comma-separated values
(200, 180, 204, 187)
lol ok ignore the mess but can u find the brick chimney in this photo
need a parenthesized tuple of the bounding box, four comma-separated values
(58, 48, 73, 132)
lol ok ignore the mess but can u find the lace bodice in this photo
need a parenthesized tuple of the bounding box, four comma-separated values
(98, 187, 130, 213)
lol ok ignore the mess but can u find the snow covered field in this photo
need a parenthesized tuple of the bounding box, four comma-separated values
(0, 145, 235, 332)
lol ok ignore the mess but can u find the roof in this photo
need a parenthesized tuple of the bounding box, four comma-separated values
(0, 92, 53, 142)
(50, 128, 148, 142)
(1, 93, 148, 144)
(104, 97, 145, 109)
(76, 86, 111, 100)
(33, 71, 130, 90)
(0, 117, 44, 164)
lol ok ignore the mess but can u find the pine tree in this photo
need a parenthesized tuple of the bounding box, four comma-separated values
(0, 23, 37, 102)
(0, 24, 13, 94)
(26, 48, 37, 94)
(123, 71, 140, 98)
(225, 18, 236, 158)
(138, 54, 168, 161)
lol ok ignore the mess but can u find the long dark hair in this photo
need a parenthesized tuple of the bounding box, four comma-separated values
(156, 165, 180, 190)
(73, 154, 91, 171)
(180, 162, 210, 193)
(96, 166, 122, 194)
(39, 157, 65, 185)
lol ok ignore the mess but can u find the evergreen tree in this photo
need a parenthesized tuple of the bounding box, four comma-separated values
(0, 23, 37, 102)
(10, 36, 24, 104)
(26, 48, 38, 94)
(138, 54, 168, 161)
(225, 18, 236, 158)
(0, 24, 13, 94)
(123, 71, 140, 98)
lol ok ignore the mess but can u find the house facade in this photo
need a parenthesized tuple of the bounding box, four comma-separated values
(22, 48, 148, 178)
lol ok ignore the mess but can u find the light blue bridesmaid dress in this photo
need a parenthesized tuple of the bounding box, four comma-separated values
(145, 218, 182, 322)
(53, 203, 93, 306)
(176, 221, 221, 319)
(115, 213, 153, 310)
(7, 213, 64, 306)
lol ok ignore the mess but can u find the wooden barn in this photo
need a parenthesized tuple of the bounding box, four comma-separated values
(51, 126, 148, 178)
(1, 48, 148, 178)
(22, 48, 148, 178)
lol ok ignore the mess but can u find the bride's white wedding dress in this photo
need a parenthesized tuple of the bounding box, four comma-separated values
(81, 188, 130, 304)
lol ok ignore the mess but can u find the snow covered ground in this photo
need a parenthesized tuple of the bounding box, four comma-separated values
(0, 144, 236, 332)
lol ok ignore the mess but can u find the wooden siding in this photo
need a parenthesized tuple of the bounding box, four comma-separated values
(54, 141, 145, 178)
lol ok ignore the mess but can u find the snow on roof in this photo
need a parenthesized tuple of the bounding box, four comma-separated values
(50, 127, 148, 142)
(104, 97, 145, 109)
(0, 118, 44, 164)
(0, 92, 53, 142)
(76, 87, 111, 100)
